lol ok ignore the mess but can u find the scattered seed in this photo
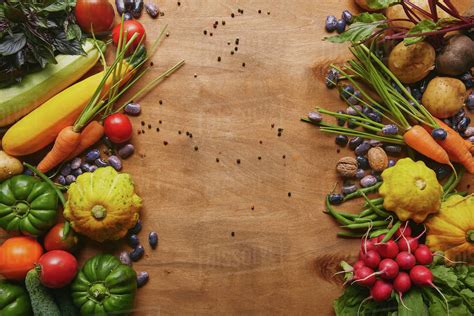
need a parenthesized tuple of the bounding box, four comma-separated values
(203, 30, 207, 35)
(159, 100, 163, 105)
(236, 159, 241, 164)
(288, 192, 292, 197)
(194, 146, 199, 151)
(231, 232, 235, 237)
(231, 13, 235, 18)
(216, 158, 220, 162)
(242, 62, 246, 67)
(164, 141, 168, 146)
(177, 1, 180, 6)
(217, 56, 221, 62)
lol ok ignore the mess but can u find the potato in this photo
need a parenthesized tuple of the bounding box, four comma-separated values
(386, 0, 450, 29)
(0, 150, 23, 181)
(436, 34, 474, 76)
(388, 41, 435, 84)
(421, 77, 467, 119)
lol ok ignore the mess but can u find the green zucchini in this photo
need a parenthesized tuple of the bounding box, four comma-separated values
(0, 39, 105, 127)
(25, 269, 61, 316)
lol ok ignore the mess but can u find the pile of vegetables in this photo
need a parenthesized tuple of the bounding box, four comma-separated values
(0, 1, 183, 314)
(305, 0, 473, 314)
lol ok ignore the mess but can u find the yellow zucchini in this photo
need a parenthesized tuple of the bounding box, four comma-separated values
(2, 62, 134, 157)
(0, 39, 104, 127)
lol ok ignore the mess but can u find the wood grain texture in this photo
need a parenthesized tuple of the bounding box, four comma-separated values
(75, 0, 471, 315)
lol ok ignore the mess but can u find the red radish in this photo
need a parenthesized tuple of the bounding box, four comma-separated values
(393, 272, 412, 293)
(353, 260, 366, 271)
(376, 235, 386, 242)
(415, 245, 433, 265)
(398, 236, 419, 253)
(370, 279, 393, 302)
(393, 272, 413, 311)
(409, 265, 449, 312)
(378, 258, 399, 279)
(353, 266, 376, 287)
(376, 240, 399, 258)
(396, 251, 416, 270)
(360, 237, 376, 254)
(395, 223, 412, 239)
(360, 250, 381, 269)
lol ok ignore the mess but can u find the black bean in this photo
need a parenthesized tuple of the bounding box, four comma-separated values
(130, 245, 145, 262)
(129, 220, 142, 234)
(348, 137, 363, 150)
(136, 271, 149, 288)
(148, 232, 158, 249)
(132, 0, 144, 18)
(128, 234, 140, 248)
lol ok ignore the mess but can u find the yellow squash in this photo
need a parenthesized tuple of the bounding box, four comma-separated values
(2, 62, 134, 157)
(426, 194, 474, 263)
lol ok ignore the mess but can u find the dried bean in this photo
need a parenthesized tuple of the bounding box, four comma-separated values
(115, 0, 125, 15)
(325, 15, 337, 32)
(356, 156, 370, 170)
(348, 137, 363, 150)
(354, 141, 371, 156)
(355, 169, 365, 179)
(89, 165, 98, 172)
(85, 149, 101, 162)
(346, 105, 362, 115)
(70, 157, 82, 170)
(136, 271, 149, 288)
(145, 2, 159, 18)
(95, 158, 109, 168)
(65, 175, 76, 184)
(360, 175, 377, 188)
(119, 251, 132, 266)
(118, 144, 135, 159)
(149, 232, 158, 249)
(108, 155, 122, 171)
(60, 164, 72, 177)
(125, 102, 141, 115)
(329, 193, 344, 205)
(56, 175, 66, 185)
(128, 234, 140, 248)
(342, 183, 358, 195)
(72, 168, 83, 177)
(130, 245, 145, 261)
(129, 220, 142, 234)
(464, 127, 474, 137)
(341, 10, 353, 23)
(384, 145, 403, 155)
(132, 0, 143, 18)
(308, 111, 322, 123)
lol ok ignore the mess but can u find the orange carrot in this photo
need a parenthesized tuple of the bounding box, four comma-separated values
(37, 126, 81, 173)
(464, 139, 474, 154)
(66, 121, 104, 160)
(430, 118, 474, 174)
(403, 125, 452, 165)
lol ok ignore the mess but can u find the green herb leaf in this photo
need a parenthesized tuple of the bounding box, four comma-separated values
(333, 286, 369, 316)
(459, 289, 474, 309)
(423, 287, 448, 315)
(403, 20, 440, 45)
(398, 288, 428, 316)
(43, 0, 76, 12)
(366, 0, 400, 10)
(0, 33, 26, 56)
(432, 265, 459, 289)
(325, 13, 387, 44)
(66, 23, 82, 41)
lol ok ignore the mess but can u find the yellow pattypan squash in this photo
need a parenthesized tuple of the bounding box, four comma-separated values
(64, 167, 142, 242)
(426, 194, 474, 263)
(379, 158, 442, 223)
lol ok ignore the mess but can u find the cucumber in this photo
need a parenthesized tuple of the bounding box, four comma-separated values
(0, 39, 105, 127)
(25, 269, 61, 316)
(53, 288, 80, 316)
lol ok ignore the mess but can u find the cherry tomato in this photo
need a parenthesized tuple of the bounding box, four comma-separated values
(44, 223, 79, 252)
(112, 20, 146, 49)
(75, 0, 115, 34)
(38, 250, 78, 288)
(104, 113, 133, 143)
(0, 237, 43, 280)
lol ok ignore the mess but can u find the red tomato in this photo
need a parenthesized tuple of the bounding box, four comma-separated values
(38, 250, 78, 288)
(44, 223, 79, 252)
(112, 20, 146, 49)
(0, 237, 43, 280)
(75, 0, 115, 33)
(104, 113, 133, 143)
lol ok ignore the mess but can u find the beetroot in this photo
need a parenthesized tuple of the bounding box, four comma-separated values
(396, 251, 416, 270)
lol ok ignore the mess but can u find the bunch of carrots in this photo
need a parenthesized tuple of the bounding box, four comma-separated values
(37, 23, 184, 173)
(304, 44, 474, 174)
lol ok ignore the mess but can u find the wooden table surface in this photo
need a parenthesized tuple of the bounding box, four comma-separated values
(77, 0, 472, 315)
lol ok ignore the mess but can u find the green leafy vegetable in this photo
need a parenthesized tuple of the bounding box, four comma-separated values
(398, 288, 428, 316)
(403, 20, 441, 45)
(325, 13, 387, 44)
(0, 0, 83, 87)
(367, 0, 400, 10)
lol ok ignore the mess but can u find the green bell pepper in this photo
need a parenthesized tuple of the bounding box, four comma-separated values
(0, 280, 33, 315)
(71, 254, 137, 316)
(0, 175, 58, 236)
